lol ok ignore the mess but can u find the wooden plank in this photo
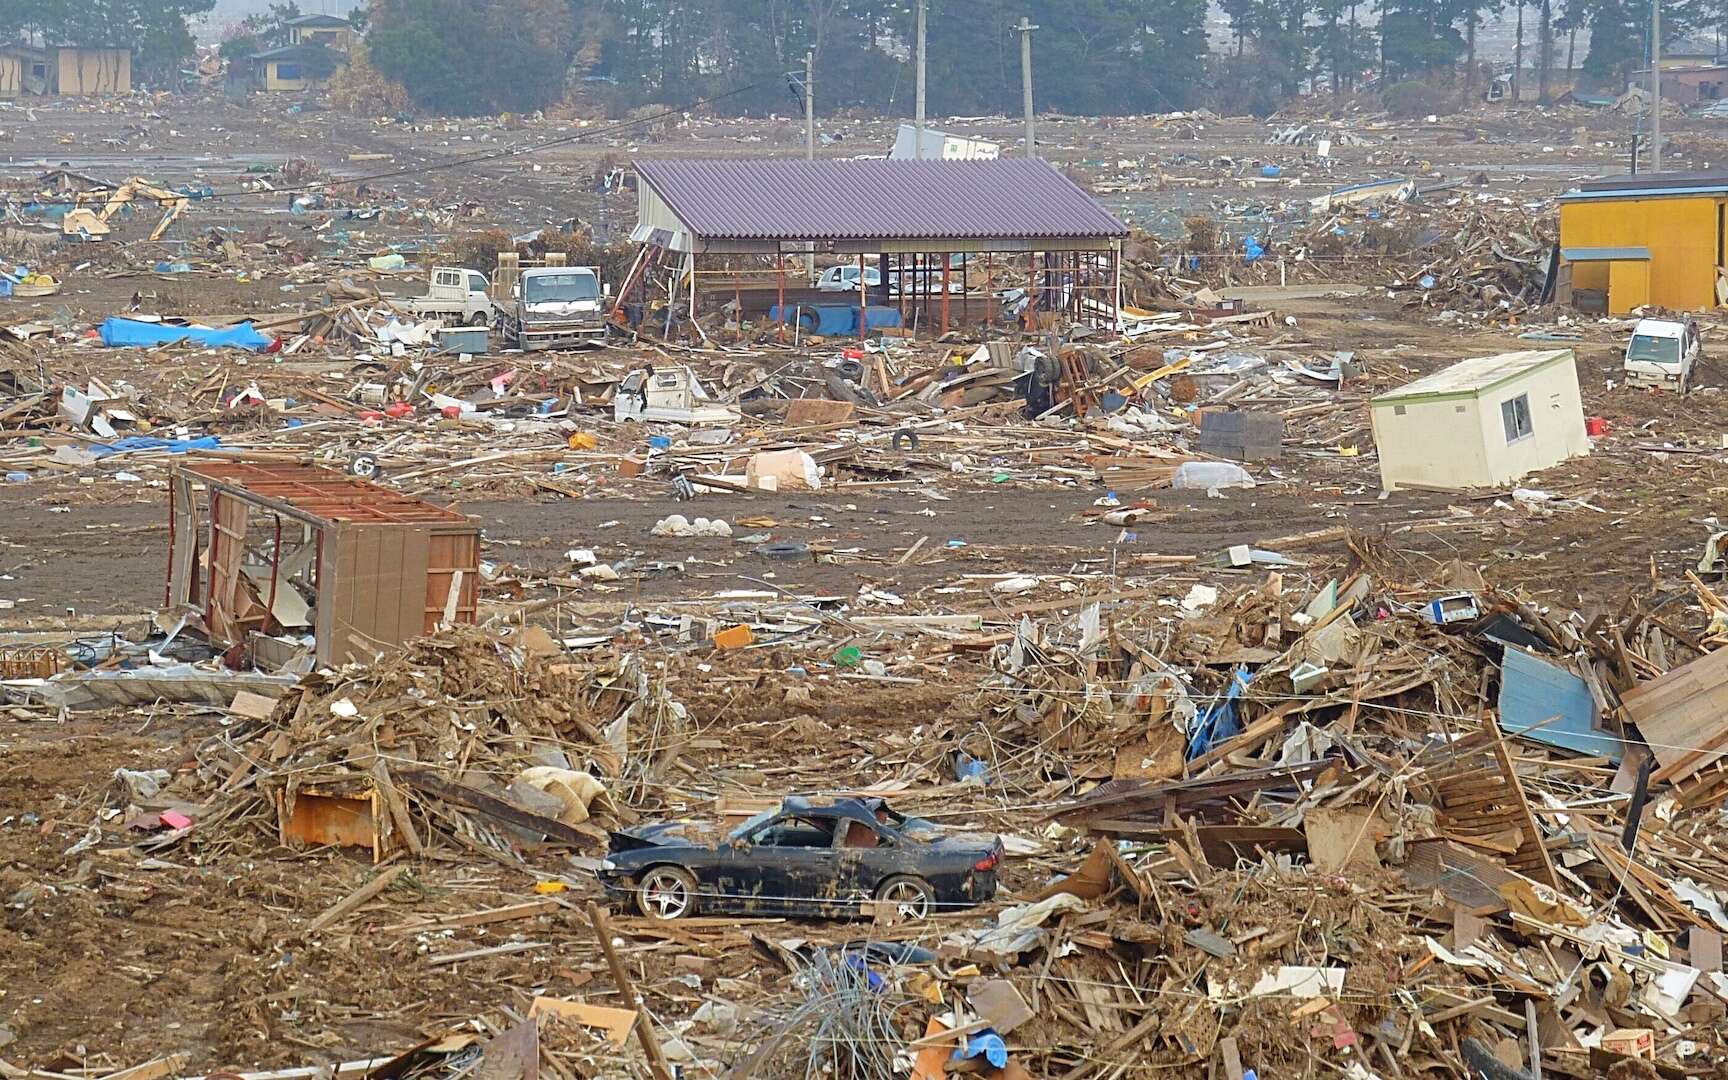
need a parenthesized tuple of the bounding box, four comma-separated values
(588, 902, 675, 1080)
(386, 898, 561, 932)
(425, 940, 548, 966)
(1623, 645, 1728, 785)
(371, 761, 422, 857)
(304, 864, 407, 935)
(100, 1056, 189, 1080)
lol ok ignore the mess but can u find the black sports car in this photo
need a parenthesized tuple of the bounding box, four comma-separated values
(598, 795, 1002, 921)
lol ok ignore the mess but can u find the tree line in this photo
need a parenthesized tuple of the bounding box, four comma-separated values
(356, 0, 1728, 116)
(6, 0, 1728, 116)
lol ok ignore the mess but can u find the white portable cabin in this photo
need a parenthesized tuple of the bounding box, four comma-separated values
(1369, 349, 1589, 491)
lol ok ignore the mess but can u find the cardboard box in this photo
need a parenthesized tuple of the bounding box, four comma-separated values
(713, 624, 754, 649)
(1601, 1028, 1654, 1059)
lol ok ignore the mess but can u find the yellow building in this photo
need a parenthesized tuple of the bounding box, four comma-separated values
(0, 50, 20, 97)
(250, 43, 345, 91)
(286, 14, 356, 53)
(1557, 171, 1728, 314)
(53, 46, 130, 94)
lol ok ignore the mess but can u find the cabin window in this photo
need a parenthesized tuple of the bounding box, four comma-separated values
(276, 62, 301, 80)
(1502, 394, 1533, 443)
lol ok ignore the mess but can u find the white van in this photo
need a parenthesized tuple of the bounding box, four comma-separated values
(1624, 317, 1701, 392)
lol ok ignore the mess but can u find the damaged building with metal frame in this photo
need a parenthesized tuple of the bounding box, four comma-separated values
(619, 157, 1129, 340)
(166, 462, 480, 668)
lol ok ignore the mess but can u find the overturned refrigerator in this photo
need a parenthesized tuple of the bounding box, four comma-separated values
(166, 462, 481, 666)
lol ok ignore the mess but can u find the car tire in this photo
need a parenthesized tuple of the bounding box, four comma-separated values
(468, 310, 489, 327)
(875, 875, 935, 920)
(636, 866, 697, 921)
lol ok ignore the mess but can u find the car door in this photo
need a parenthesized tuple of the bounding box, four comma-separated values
(833, 816, 901, 913)
(721, 814, 842, 916)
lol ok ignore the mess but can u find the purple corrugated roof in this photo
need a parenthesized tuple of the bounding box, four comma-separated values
(635, 157, 1127, 242)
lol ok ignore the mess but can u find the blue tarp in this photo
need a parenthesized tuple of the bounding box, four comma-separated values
(88, 436, 221, 458)
(99, 318, 272, 351)
(768, 304, 904, 336)
(1188, 666, 1250, 759)
(1499, 647, 1621, 761)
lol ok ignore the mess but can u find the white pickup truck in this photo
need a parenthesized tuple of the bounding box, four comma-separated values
(1624, 317, 1701, 392)
(406, 266, 495, 326)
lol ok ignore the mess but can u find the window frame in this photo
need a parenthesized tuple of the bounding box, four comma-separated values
(1501, 393, 1534, 444)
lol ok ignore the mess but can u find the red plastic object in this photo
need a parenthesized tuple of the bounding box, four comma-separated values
(384, 402, 414, 418)
(1585, 416, 1608, 437)
(442, 405, 463, 419)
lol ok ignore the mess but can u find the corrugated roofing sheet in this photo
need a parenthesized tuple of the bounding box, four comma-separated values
(184, 462, 473, 526)
(1372, 349, 1572, 403)
(635, 157, 1128, 242)
(1560, 168, 1728, 201)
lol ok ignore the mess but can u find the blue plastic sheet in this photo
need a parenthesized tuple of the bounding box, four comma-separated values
(1243, 236, 1265, 262)
(768, 304, 904, 336)
(99, 318, 272, 351)
(1187, 665, 1251, 759)
(88, 436, 221, 457)
(952, 1031, 1008, 1069)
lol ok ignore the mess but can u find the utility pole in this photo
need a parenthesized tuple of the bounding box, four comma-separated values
(1017, 16, 1038, 158)
(914, 0, 927, 158)
(804, 50, 815, 162)
(1652, 0, 1663, 171)
(1513, 0, 1524, 104)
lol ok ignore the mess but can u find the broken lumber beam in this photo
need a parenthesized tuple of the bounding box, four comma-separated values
(397, 769, 601, 850)
(303, 863, 408, 935)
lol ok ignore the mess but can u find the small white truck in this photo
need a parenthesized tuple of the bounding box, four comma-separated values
(407, 266, 496, 326)
(1624, 317, 1701, 392)
(493, 254, 610, 350)
(614, 366, 740, 425)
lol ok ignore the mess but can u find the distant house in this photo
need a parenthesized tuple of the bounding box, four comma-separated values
(286, 14, 355, 54)
(249, 42, 345, 92)
(0, 44, 129, 97)
(1634, 63, 1728, 105)
(54, 46, 130, 94)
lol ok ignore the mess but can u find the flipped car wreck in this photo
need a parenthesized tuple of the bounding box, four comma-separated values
(599, 796, 1002, 922)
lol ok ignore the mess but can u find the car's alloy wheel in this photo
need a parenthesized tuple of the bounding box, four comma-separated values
(638, 867, 695, 920)
(877, 876, 933, 920)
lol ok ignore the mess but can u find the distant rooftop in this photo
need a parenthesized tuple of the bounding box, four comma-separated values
(635, 157, 1127, 244)
(1561, 169, 1728, 200)
(287, 13, 350, 26)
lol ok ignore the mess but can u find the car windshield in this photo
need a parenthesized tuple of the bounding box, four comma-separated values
(1628, 333, 1681, 364)
(727, 809, 776, 842)
(524, 272, 598, 303)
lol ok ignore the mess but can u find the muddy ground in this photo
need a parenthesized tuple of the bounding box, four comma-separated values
(5, 89, 1728, 1072)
